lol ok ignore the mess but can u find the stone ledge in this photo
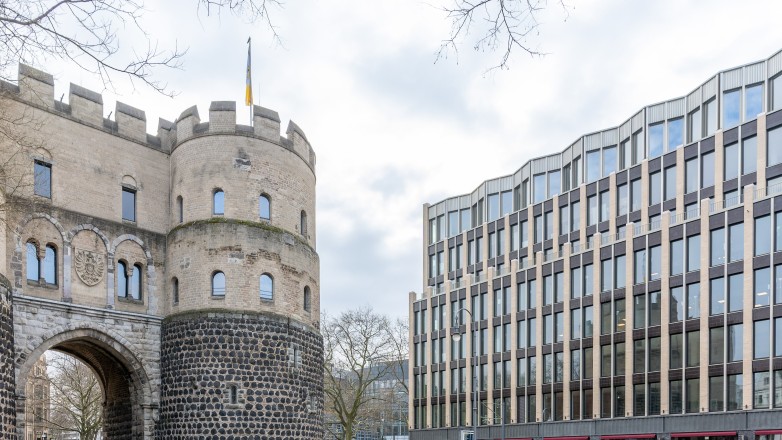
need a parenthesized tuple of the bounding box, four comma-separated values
(163, 308, 320, 334)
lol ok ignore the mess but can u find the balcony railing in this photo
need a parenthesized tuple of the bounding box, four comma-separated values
(494, 265, 509, 277)
(543, 250, 559, 262)
(633, 219, 661, 236)
(755, 182, 782, 201)
(601, 228, 626, 245)
(710, 194, 743, 213)
(519, 256, 535, 270)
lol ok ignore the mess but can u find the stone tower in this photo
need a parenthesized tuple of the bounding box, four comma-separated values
(157, 102, 323, 439)
(0, 63, 322, 440)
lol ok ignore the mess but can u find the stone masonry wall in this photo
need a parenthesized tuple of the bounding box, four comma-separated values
(0, 275, 15, 440)
(158, 311, 324, 440)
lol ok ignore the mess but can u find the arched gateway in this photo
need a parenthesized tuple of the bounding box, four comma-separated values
(14, 325, 157, 440)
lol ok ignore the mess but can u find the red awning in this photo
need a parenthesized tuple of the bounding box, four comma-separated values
(546, 437, 589, 440)
(670, 433, 736, 438)
(756, 431, 782, 436)
(601, 435, 657, 440)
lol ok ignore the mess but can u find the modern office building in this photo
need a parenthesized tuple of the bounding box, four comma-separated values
(410, 50, 782, 440)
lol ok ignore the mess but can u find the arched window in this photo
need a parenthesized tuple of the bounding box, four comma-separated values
(260, 274, 273, 300)
(43, 244, 57, 285)
(259, 194, 271, 220)
(172, 277, 179, 304)
(176, 196, 183, 223)
(300, 210, 308, 236)
(303, 286, 311, 312)
(117, 261, 128, 298)
(130, 264, 142, 300)
(212, 271, 226, 296)
(213, 189, 225, 215)
(26, 242, 39, 281)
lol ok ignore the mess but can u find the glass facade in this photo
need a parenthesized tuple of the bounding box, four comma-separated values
(416, 51, 782, 432)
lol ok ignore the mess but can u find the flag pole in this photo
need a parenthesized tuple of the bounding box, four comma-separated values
(246, 36, 253, 126)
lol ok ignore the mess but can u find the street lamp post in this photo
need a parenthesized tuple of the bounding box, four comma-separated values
(452, 306, 478, 440)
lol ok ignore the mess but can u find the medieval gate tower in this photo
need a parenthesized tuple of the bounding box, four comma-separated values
(0, 65, 323, 439)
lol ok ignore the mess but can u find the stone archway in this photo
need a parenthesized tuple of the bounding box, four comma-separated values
(15, 327, 156, 440)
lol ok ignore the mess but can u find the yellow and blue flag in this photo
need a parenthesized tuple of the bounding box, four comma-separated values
(245, 37, 253, 106)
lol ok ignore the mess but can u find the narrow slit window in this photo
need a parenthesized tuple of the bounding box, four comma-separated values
(130, 264, 142, 300)
(213, 189, 225, 215)
(26, 242, 39, 281)
(43, 245, 57, 285)
(259, 194, 271, 220)
(260, 274, 273, 300)
(304, 286, 311, 312)
(212, 271, 226, 296)
(117, 261, 128, 298)
(176, 196, 183, 223)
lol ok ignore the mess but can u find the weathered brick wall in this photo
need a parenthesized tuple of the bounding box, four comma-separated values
(0, 276, 15, 440)
(12, 296, 161, 439)
(166, 220, 320, 326)
(158, 311, 324, 440)
(170, 132, 316, 249)
(8, 205, 167, 315)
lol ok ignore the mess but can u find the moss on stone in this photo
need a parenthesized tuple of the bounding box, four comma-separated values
(167, 217, 314, 251)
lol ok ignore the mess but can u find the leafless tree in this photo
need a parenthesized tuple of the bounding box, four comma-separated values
(0, 97, 47, 225)
(437, 0, 571, 71)
(387, 317, 409, 395)
(0, 0, 281, 96)
(46, 352, 103, 440)
(322, 308, 404, 440)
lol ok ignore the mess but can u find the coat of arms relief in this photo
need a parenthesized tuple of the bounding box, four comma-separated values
(74, 249, 105, 286)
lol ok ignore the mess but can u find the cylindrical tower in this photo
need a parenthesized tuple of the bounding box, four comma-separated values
(158, 102, 322, 440)
(0, 275, 15, 440)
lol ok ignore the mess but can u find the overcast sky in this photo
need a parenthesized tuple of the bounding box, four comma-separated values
(34, 0, 782, 321)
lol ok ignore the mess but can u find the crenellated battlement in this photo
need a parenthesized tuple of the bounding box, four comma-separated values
(0, 64, 316, 169)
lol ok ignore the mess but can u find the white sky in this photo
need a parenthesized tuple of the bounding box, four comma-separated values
(29, 0, 782, 321)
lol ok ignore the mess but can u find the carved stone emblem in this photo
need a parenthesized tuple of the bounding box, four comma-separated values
(74, 249, 105, 286)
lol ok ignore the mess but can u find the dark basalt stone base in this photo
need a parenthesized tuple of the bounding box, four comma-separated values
(0, 276, 15, 440)
(157, 311, 323, 440)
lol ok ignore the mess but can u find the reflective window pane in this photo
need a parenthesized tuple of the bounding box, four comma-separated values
(724, 142, 739, 181)
(745, 84, 763, 120)
(668, 118, 683, 151)
(603, 146, 617, 176)
(743, 136, 758, 174)
(728, 273, 744, 312)
(723, 89, 741, 128)
(728, 324, 743, 362)
(702, 152, 715, 188)
(768, 127, 782, 167)
(649, 123, 664, 158)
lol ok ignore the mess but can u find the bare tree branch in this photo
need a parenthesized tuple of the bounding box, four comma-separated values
(436, 0, 571, 71)
(0, 0, 283, 96)
(322, 307, 407, 440)
(45, 352, 103, 440)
